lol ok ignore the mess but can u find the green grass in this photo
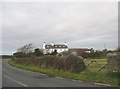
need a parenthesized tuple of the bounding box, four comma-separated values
(8, 59, 119, 86)
(84, 58, 108, 72)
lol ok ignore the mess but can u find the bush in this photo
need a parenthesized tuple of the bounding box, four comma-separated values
(34, 48, 43, 57)
(13, 52, 34, 58)
(50, 49, 58, 55)
(64, 54, 86, 73)
(12, 54, 86, 73)
(107, 52, 120, 72)
(13, 52, 26, 58)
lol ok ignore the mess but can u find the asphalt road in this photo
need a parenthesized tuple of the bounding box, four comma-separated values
(2, 59, 111, 87)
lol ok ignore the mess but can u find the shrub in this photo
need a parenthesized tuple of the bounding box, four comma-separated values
(50, 49, 58, 55)
(13, 52, 26, 58)
(34, 48, 43, 57)
(107, 52, 120, 72)
(13, 52, 34, 58)
(64, 54, 86, 73)
(12, 54, 86, 73)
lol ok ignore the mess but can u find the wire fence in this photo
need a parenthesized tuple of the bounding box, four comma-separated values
(85, 59, 108, 72)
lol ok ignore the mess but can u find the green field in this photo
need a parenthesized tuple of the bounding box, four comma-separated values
(8, 58, 119, 86)
(84, 58, 107, 72)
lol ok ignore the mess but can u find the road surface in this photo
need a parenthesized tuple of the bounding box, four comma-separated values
(2, 59, 111, 87)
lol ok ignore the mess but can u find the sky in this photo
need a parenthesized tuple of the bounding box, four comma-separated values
(1, 2, 118, 55)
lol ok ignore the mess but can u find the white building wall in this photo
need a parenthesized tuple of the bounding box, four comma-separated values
(43, 48, 68, 54)
(57, 49, 60, 53)
(42, 42, 68, 54)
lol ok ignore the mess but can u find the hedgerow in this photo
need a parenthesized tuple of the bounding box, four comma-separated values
(12, 54, 86, 73)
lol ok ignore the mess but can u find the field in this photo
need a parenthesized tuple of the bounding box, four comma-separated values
(84, 58, 107, 72)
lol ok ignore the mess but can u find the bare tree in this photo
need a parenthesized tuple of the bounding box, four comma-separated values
(17, 43, 33, 53)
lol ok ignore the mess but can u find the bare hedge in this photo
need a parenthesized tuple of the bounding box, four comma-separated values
(107, 52, 120, 72)
(12, 54, 86, 73)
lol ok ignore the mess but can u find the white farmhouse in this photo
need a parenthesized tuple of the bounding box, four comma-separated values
(43, 42, 68, 54)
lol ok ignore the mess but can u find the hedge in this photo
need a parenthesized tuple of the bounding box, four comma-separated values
(12, 54, 86, 73)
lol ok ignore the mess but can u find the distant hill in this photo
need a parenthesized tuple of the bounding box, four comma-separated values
(0, 55, 12, 59)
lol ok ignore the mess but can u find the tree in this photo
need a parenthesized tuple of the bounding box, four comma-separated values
(13, 52, 26, 58)
(34, 48, 43, 57)
(17, 43, 33, 53)
(51, 49, 58, 55)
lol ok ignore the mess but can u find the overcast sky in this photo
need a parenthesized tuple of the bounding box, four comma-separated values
(2, 2, 118, 55)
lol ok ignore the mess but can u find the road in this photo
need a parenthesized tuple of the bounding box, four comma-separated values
(2, 59, 111, 87)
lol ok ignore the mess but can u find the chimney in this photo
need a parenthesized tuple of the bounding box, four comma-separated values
(51, 42, 54, 46)
(43, 42, 46, 49)
(64, 42, 67, 46)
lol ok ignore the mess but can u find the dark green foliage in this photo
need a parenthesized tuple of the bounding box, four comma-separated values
(13, 52, 26, 58)
(13, 52, 34, 58)
(34, 48, 43, 57)
(12, 54, 86, 73)
(50, 49, 58, 55)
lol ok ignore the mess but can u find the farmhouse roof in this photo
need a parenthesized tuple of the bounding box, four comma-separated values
(69, 48, 93, 51)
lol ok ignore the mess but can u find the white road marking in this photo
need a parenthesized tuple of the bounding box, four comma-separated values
(78, 80, 82, 82)
(72, 79, 83, 83)
(56, 77, 63, 79)
(94, 83, 111, 86)
(3, 75, 28, 87)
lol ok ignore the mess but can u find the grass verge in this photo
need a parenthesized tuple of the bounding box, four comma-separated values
(8, 60, 119, 86)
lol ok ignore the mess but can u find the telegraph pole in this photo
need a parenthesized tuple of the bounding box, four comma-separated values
(104, 44, 106, 49)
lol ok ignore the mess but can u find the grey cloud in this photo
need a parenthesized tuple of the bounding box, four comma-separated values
(2, 2, 118, 55)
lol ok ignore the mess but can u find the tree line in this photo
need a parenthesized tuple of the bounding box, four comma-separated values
(13, 43, 118, 59)
(13, 43, 58, 58)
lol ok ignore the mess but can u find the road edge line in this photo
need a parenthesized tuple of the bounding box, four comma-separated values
(94, 82, 111, 86)
(3, 74, 28, 87)
(55, 77, 63, 79)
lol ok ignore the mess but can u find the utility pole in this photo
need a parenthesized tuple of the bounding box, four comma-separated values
(104, 44, 106, 49)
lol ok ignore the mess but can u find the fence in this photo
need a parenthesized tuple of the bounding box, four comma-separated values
(85, 52, 119, 72)
(84, 59, 108, 72)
